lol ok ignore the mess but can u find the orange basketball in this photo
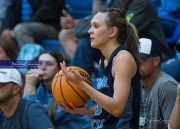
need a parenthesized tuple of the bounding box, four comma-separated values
(52, 66, 92, 107)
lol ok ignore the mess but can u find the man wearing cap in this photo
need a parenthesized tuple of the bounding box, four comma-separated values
(0, 68, 55, 129)
(139, 38, 177, 129)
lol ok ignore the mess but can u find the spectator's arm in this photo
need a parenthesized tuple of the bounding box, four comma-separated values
(30, 0, 65, 22)
(0, 0, 18, 33)
(161, 0, 180, 13)
(92, 0, 103, 14)
(28, 103, 55, 129)
(169, 84, 180, 129)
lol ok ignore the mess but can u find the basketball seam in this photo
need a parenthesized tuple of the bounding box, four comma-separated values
(60, 75, 69, 106)
(66, 80, 87, 104)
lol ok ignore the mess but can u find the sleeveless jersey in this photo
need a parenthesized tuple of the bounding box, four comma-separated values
(92, 45, 141, 129)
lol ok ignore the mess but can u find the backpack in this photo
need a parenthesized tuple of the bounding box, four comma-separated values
(17, 44, 45, 74)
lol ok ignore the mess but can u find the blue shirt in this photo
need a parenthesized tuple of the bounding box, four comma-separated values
(21, 0, 32, 21)
(23, 85, 92, 129)
(151, 0, 180, 19)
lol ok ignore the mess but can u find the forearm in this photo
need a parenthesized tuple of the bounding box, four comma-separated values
(170, 96, 180, 129)
(81, 81, 124, 117)
(23, 84, 36, 96)
(92, 0, 103, 14)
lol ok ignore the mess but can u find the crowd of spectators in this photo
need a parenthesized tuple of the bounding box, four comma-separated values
(0, 0, 180, 129)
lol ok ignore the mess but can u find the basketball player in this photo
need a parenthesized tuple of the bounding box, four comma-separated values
(60, 8, 141, 129)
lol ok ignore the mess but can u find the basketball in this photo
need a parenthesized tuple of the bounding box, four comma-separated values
(52, 66, 92, 107)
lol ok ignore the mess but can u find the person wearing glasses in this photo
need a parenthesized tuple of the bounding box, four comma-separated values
(59, 8, 141, 129)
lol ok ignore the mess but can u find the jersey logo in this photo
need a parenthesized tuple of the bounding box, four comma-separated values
(94, 104, 102, 116)
(92, 119, 105, 129)
(97, 76, 109, 90)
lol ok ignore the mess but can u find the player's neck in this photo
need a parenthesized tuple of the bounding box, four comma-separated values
(0, 96, 20, 118)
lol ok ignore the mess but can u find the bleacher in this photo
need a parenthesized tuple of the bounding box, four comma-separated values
(40, 0, 93, 53)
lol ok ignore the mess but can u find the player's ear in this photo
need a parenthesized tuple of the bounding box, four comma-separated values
(109, 27, 118, 37)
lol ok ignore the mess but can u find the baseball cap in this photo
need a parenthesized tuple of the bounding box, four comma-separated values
(0, 68, 22, 86)
(139, 38, 162, 59)
(176, 38, 180, 52)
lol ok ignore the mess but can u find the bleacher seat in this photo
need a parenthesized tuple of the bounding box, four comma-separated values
(65, 0, 93, 19)
(160, 18, 180, 46)
(40, 0, 93, 54)
(40, 39, 61, 50)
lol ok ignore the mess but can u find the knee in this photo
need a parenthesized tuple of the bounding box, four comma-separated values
(58, 29, 74, 41)
(13, 23, 29, 37)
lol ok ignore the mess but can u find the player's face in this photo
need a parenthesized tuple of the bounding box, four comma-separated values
(140, 57, 155, 79)
(0, 82, 15, 103)
(88, 12, 110, 49)
(0, 46, 10, 60)
(38, 54, 59, 81)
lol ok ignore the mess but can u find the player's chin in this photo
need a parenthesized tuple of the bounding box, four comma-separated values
(90, 42, 98, 49)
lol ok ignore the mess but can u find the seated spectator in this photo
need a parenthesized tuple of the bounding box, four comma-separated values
(69, 0, 172, 75)
(0, 68, 55, 129)
(169, 84, 180, 129)
(0, 0, 66, 49)
(58, 0, 106, 60)
(151, 0, 180, 42)
(168, 41, 180, 129)
(23, 50, 92, 129)
(0, 37, 26, 89)
(0, 0, 11, 30)
(161, 37, 180, 82)
(139, 38, 177, 129)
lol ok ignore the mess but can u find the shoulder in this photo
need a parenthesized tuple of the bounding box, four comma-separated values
(157, 72, 178, 86)
(114, 50, 136, 67)
(155, 72, 178, 94)
(21, 99, 46, 113)
(112, 50, 137, 77)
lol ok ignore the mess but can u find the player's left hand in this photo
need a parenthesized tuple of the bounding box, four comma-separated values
(60, 61, 84, 87)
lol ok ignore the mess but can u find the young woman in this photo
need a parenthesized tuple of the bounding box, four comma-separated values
(60, 8, 141, 129)
(23, 50, 92, 129)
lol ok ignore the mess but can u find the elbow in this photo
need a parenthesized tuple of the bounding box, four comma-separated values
(111, 109, 122, 117)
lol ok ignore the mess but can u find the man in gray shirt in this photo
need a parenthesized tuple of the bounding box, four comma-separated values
(139, 38, 177, 129)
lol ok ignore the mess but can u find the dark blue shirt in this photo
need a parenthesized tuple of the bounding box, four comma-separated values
(0, 99, 55, 129)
